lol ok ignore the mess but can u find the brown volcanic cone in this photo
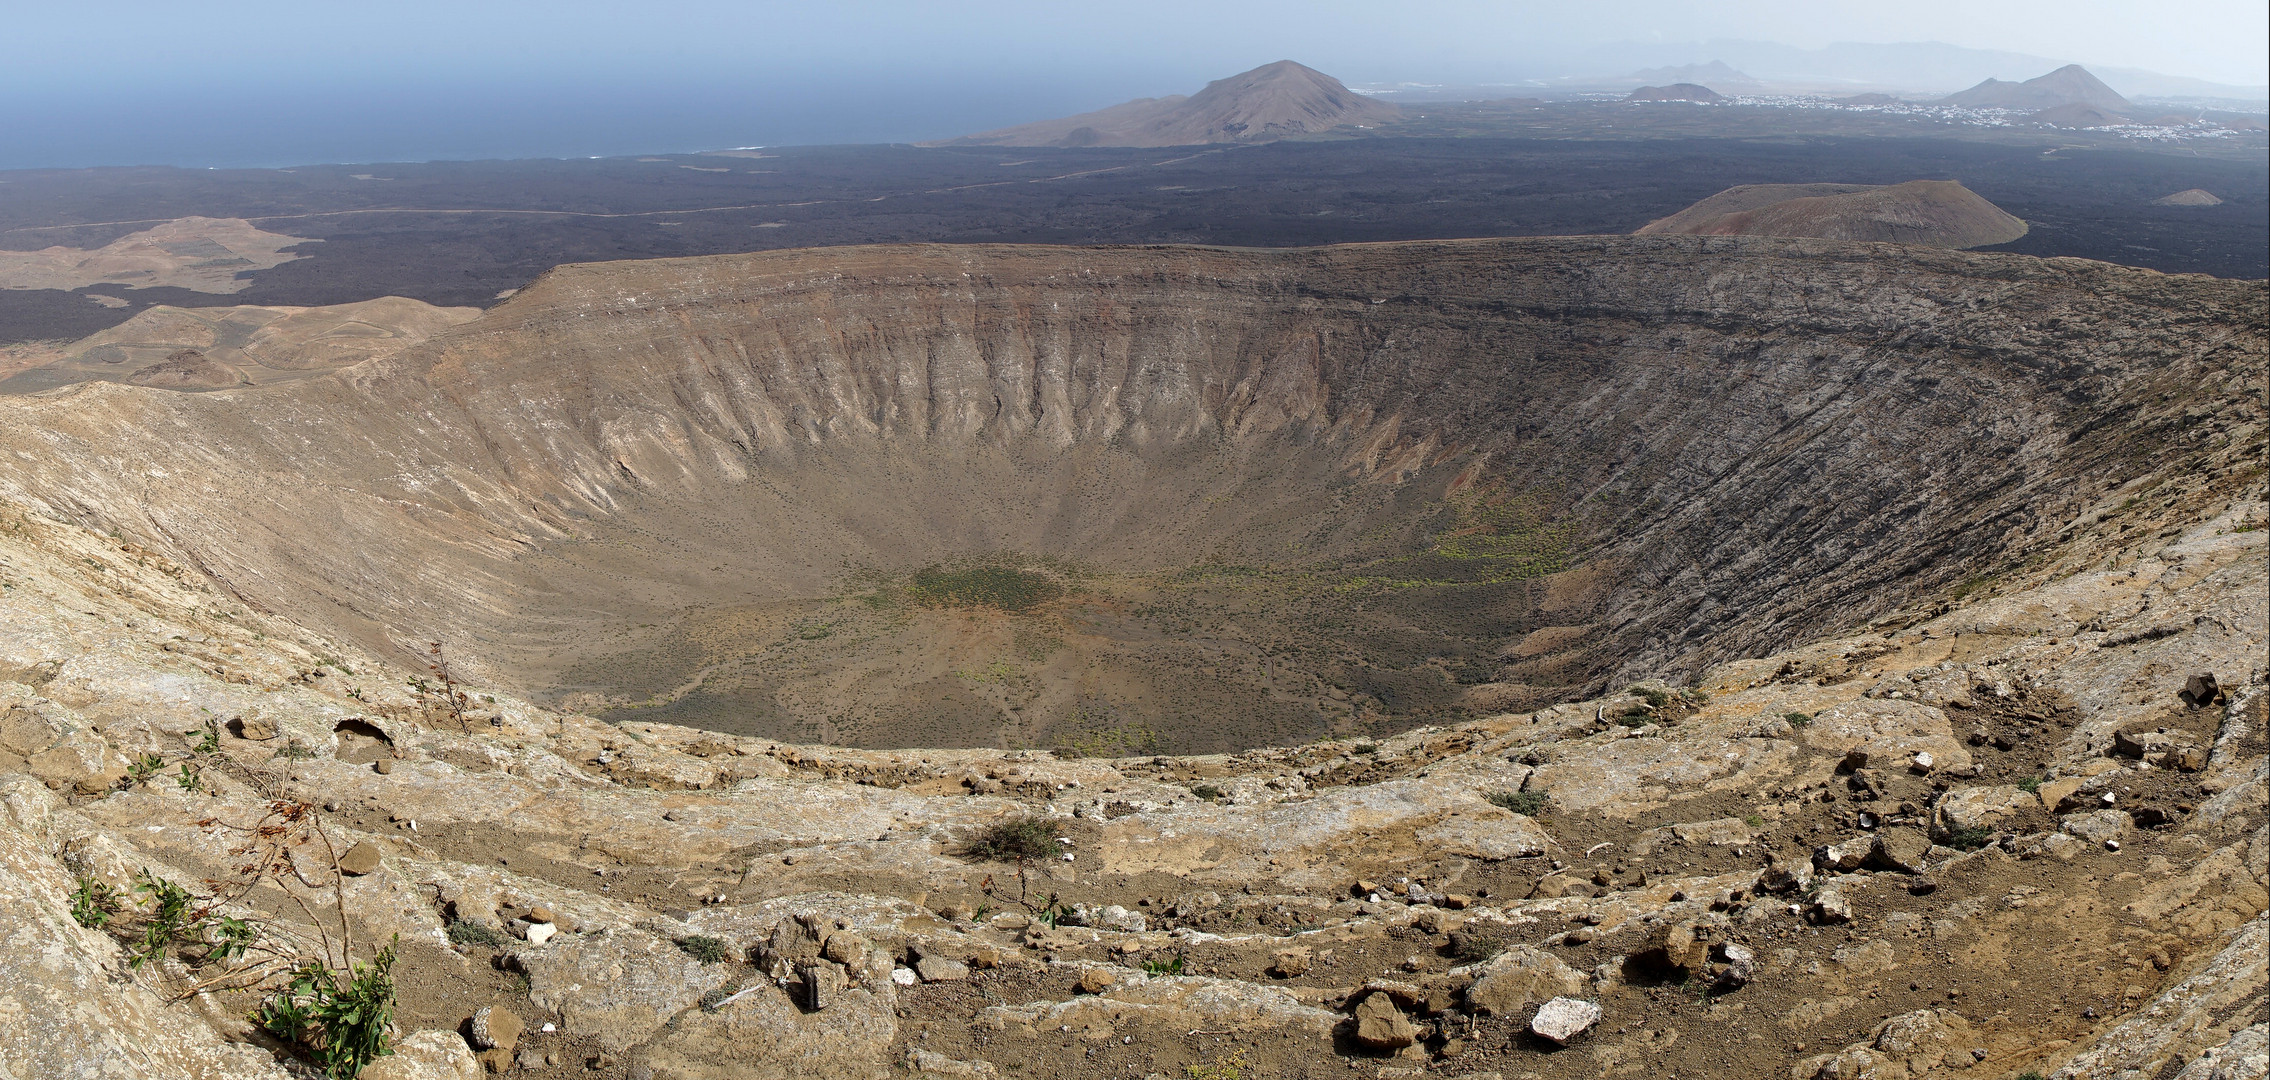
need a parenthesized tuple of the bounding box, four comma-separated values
(2155, 188, 2224, 206)
(1636, 180, 2028, 248)
(123, 349, 248, 390)
(930, 60, 1398, 148)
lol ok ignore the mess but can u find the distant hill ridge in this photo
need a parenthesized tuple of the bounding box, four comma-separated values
(927, 60, 1398, 148)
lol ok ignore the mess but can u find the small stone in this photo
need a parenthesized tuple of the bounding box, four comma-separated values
(889, 967, 918, 986)
(1910, 751, 1935, 774)
(1528, 997, 1601, 1044)
(232, 717, 277, 741)
(469, 1004, 524, 1052)
(476, 1047, 512, 1074)
(1710, 943, 1756, 990)
(1813, 839, 1870, 872)
(524, 922, 556, 946)
(1269, 949, 1312, 978)
(915, 955, 971, 982)
(372, 757, 394, 775)
(1352, 992, 1416, 1049)
(2181, 673, 2220, 705)
(1810, 884, 1853, 924)
(528, 904, 557, 925)
(336, 842, 383, 877)
(1077, 967, 1117, 994)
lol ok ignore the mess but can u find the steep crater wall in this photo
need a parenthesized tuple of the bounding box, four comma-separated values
(0, 238, 2257, 750)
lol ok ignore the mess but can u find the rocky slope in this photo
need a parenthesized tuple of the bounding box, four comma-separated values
(0, 297, 480, 392)
(0, 400, 2260, 1080)
(0, 238, 2253, 751)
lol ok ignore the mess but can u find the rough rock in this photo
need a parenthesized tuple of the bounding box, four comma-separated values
(337, 841, 384, 876)
(1529, 997, 1602, 1044)
(362, 1030, 482, 1080)
(1464, 946, 1590, 1017)
(1933, 785, 2032, 837)
(2065, 809, 2131, 843)
(469, 1004, 524, 1052)
(519, 928, 732, 1048)
(1352, 991, 1417, 1049)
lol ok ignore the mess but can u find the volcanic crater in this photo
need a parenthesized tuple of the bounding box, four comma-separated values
(0, 237, 2250, 754)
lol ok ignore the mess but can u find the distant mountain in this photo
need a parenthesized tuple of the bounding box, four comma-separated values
(1941, 64, 2135, 114)
(928, 61, 1398, 148)
(1557, 40, 2266, 103)
(1636, 180, 2028, 249)
(1628, 61, 1761, 91)
(1627, 84, 1725, 103)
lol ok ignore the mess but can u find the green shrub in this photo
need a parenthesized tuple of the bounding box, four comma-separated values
(443, 920, 509, 949)
(1190, 784, 1225, 801)
(904, 565, 1063, 612)
(2017, 776, 2043, 794)
(1446, 928, 1509, 963)
(1783, 712, 1812, 728)
(1142, 954, 1187, 976)
(1486, 789, 1550, 816)
(675, 934, 734, 964)
(1631, 686, 1671, 709)
(967, 816, 1063, 862)
(1947, 825, 1996, 851)
(256, 941, 399, 1079)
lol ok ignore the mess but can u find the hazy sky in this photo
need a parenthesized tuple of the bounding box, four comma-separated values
(5, 0, 2264, 168)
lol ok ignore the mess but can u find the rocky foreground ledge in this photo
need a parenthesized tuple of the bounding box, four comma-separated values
(0, 478, 2264, 1080)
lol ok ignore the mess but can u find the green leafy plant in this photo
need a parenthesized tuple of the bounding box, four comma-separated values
(967, 815, 1064, 862)
(2017, 776, 2043, 794)
(675, 934, 734, 964)
(1486, 789, 1550, 816)
(1353, 742, 1380, 756)
(176, 763, 205, 792)
(187, 723, 221, 755)
(1744, 813, 1765, 828)
(1142, 954, 1187, 976)
(1190, 784, 1225, 801)
(70, 875, 119, 930)
(1631, 685, 1671, 709)
(1783, 712, 1813, 728)
(129, 868, 201, 969)
(124, 752, 168, 788)
(255, 940, 399, 1079)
